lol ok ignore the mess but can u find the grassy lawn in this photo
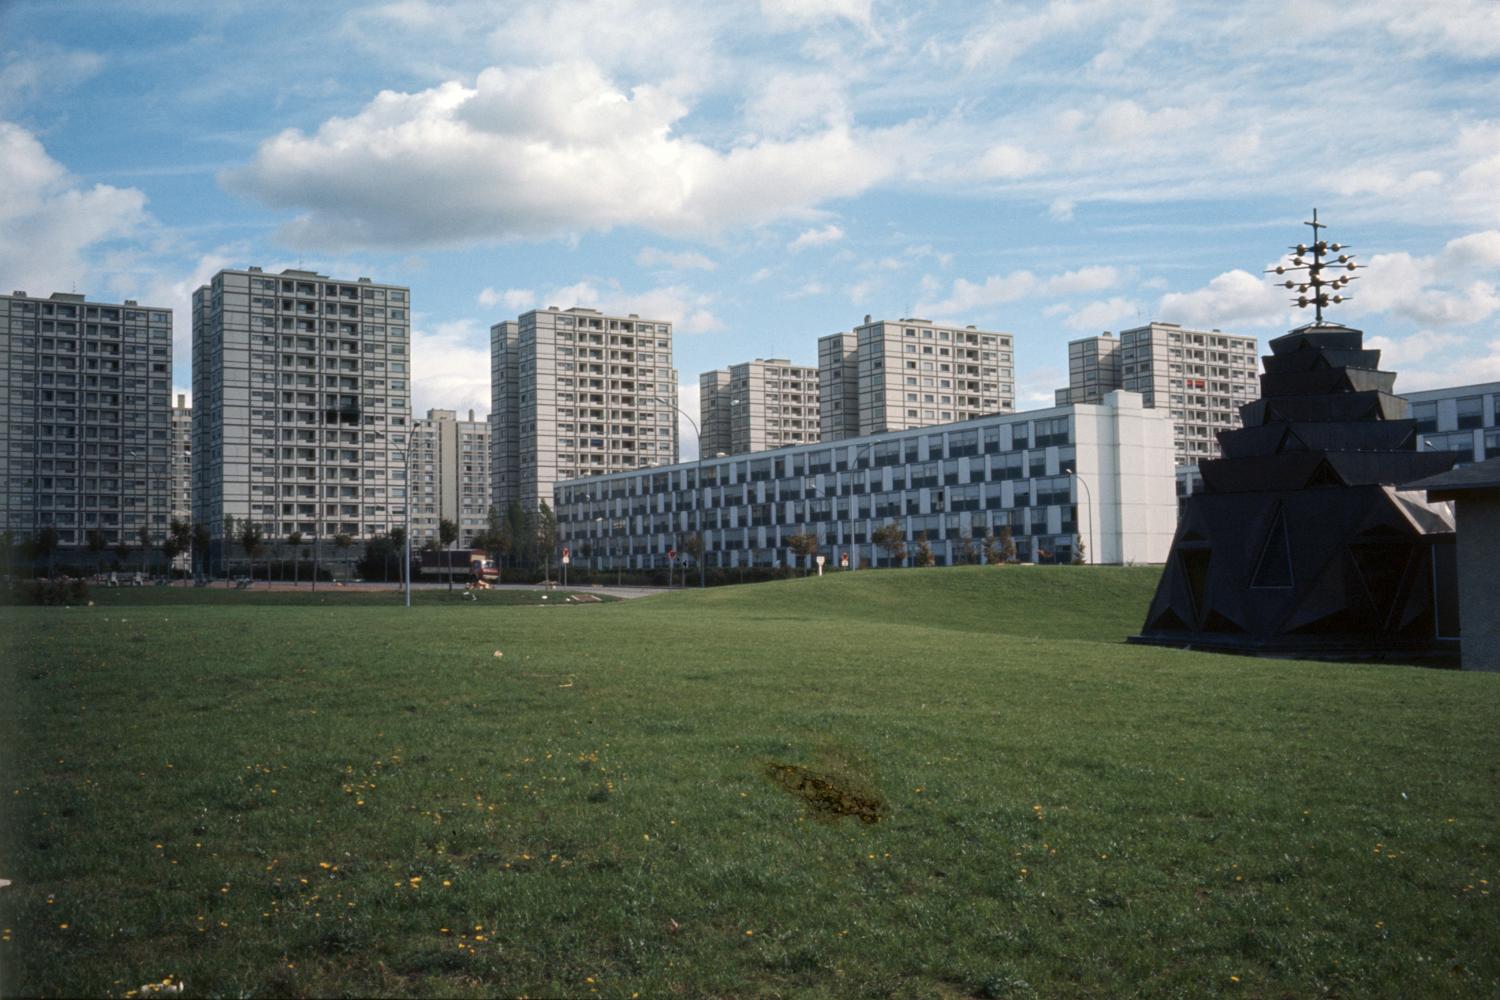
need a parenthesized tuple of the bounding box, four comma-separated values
(2, 567, 1496, 997)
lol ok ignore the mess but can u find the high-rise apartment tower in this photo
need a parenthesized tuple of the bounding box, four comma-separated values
(1, 290, 172, 550)
(170, 393, 192, 525)
(698, 358, 820, 457)
(818, 317, 1015, 440)
(410, 407, 491, 545)
(490, 307, 678, 511)
(1054, 323, 1259, 468)
(192, 268, 413, 551)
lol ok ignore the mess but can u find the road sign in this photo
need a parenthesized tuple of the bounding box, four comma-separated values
(561, 547, 570, 565)
(840, 552, 849, 568)
(667, 548, 676, 560)
(815, 554, 826, 577)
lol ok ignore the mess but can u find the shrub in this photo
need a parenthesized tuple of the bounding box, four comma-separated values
(22, 577, 91, 605)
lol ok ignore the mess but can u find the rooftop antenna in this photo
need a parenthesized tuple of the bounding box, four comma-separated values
(1266, 208, 1360, 325)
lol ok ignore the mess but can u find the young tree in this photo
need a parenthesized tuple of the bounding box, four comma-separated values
(536, 502, 558, 584)
(505, 500, 531, 569)
(113, 541, 131, 574)
(333, 532, 354, 580)
(482, 504, 509, 582)
(438, 517, 459, 591)
(169, 518, 192, 578)
(33, 526, 60, 579)
(982, 530, 1002, 566)
(192, 522, 211, 580)
(682, 532, 704, 578)
(137, 524, 153, 576)
(999, 525, 1017, 564)
(872, 522, 906, 568)
(287, 530, 304, 587)
(222, 514, 236, 580)
(238, 520, 265, 582)
(161, 535, 183, 578)
(913, 532, 934, 568)
(388, 527, 407, 586)
(784, 532, 819, 575)
(953, 536, 977, 566)
(86, 528, 109, 577)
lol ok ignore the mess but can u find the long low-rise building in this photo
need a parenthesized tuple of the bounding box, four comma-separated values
(554, 391, 1177, 570)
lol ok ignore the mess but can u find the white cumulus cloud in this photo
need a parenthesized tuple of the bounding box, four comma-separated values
(0, 121, 149, 295)
(478, 287, 537, 312)
(635, 246, 717, 271)
(410, 318, 492, 419)
(224, 63, 893, 250)
(916, 266, 1122, 316)
(1157, 269, 1287, 328)
(788, 224, 845, 252)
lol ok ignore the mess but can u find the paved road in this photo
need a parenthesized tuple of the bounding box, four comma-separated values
(176, 579, 669, 600)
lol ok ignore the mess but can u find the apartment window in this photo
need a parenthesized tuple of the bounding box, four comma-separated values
(1456, 396, 1483, 430)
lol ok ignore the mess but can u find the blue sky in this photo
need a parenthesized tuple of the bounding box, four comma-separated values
(3, 0, 1498, 456)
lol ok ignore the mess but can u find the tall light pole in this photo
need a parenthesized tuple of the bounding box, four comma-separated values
(403, 448, 413, 606)
(656, 396, 706, 588)
(374, 429, 415, 607)
(1074, 471, 1094, 566)
(127, 447, 152, 577)
(852, 440, 877, 570)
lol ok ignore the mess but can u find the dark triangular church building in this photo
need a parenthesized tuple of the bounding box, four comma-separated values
(1134, 222, 1462, 659)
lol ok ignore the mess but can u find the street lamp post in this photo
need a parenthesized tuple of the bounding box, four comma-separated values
(852, 440, 877, 570)
(1074, 471, 1094, 566)
(127, 447, 153, 578)
(373, 429, 415, 607)
(656, 397, 706, 589)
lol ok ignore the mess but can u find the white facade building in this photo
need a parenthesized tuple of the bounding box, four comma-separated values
(410, 408, 491, 546)
(1405, 382, 1500, 465)
(818, 318, 1015, 441)
(1057, 324, 1259, 469)
(555, 391, 1175, 570)
(170, 393, 191, 525)
(699, 358, 820, 457)
(1, 290, 173, 550)
(491, 307, 678, 512)
(192, 267, 412, 550)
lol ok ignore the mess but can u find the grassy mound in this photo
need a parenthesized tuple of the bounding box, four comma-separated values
(2, 567, 1496, 997)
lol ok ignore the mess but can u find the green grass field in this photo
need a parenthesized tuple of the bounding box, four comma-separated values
(2, 567, 1497, 998)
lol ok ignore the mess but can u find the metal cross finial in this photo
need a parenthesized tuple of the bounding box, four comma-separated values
(1265, 208, 1359, 324)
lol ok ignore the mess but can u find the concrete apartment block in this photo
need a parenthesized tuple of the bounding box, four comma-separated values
(555, 390, 1174, 570)
(699, 358, 820, 457)
(170, 393, 191, 525)
(699, 368, 733, 458)
(1054, 334, 1120, 405)
(411, 408, 491, 546)
(192, 267, 412, 553)
(1405, 381, 1500, 464)
(819, 317, 1015, 441)
(817, 331, 860, 441)
(1057, 323, 1259, 469)
(490, 307, 678, 512)
(1, 290, 173, 550)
